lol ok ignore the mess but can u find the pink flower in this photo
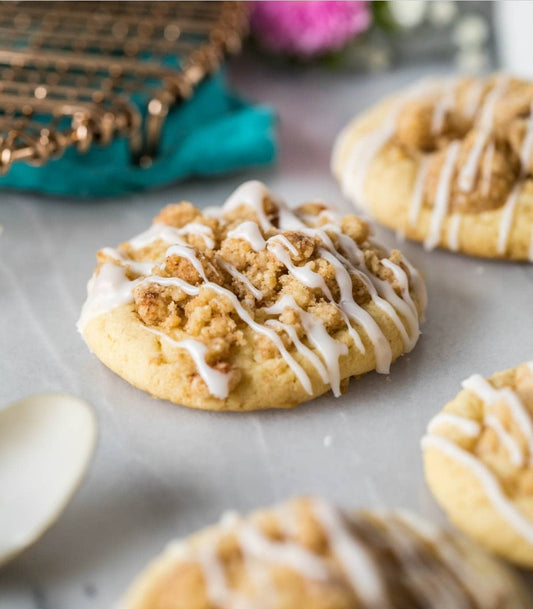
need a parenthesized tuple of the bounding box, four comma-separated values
(251, 1, 371, 58)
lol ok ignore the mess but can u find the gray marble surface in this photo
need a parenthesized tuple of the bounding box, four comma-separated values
(1, 55, 532, 608)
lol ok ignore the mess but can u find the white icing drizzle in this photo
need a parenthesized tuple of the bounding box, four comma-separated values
(400, 255, 428, 314)
(432, 543, 501, 609)
(165, 243, 209, 280)
(236, 523, 329, 581)
(217, 513, 274, 604)
(77, 263, 142, 332)
(223, 180, 275, 232)
(431, 81, 457, 134)
(267, 239, 333, 301)
(80, 182, 425, 400)
(377, 516, 473, 609)
(264, 220, 414, 374)
(156, 498, 515, 609)
(528, 362, 533, 375)
(485, 414, 524, 467)
(339, 76, 532, 261)
(424, 367, 533, 548)
(311, 499, 388, 607)
(351, 272, 410, 363)
(227, 220, 266, 251)
(129, 221, 214, 250)
(275, 215, 421, 372)
(217, 258, 263, 301)
(310, 228, 419, 369)
(463, 373, 533, 463)
(299, 208, 340, 227)
(322, 242, 394, 366)
(446, 214, 461, 252)
(497, 104, 533, 256)
(128, 223, 183, 249)
(461, 374, 497, 403)
(265, 295, 348, 397)
(337, 79, 441, 209)
(195, 543, 253, 609)
(393, 510, 441, 543)
(202, 206, 223, 218)
(278, 205, 308, 231)
(269, 234, 299, 257)
(380, 509, 526, 609)
(422, 434, 533, 548)
(179, 223, 216, 249)
(464, 78, 484, 120)
(378, 258, 420, 349)
(340, 112, 397, 208)
(424, 141, 461, 250)
(100, 247, 158, 276)
(318, 248, 391, 364)
(274, 504, 303, 541)
(144, 330, 231, 399)
(191, 517, 275, 609)
(265, 319, 329, 385)
(147, 273, 315, 396)
(330, 229, 364, 266)
(394, 509, 511, 609)
(480, 140, 495, 197)
(408, 156, 429, 226)
(320, 208, 341, 223)
(189, 504, 330, 609)
(427, 412, 481, 437)
(458, 76, 508, 193)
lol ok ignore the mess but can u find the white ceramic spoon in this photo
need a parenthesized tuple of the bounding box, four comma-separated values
(0, 393, 97, 567)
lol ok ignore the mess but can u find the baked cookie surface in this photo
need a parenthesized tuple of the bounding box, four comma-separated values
(423, 362, 533, 567)
(119, 496, 530, 609)
(332, 75, 533, 260)
(78, 181, 426, 411)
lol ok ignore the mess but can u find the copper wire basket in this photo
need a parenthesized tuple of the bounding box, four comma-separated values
(0, 1, 248, 174)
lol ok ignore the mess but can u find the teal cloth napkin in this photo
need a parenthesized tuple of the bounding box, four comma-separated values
(0, 71, 277, 198)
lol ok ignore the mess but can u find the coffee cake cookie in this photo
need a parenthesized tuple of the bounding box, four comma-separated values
(332, 75, 533, 260)
(423, 362, 533, 567)
(78, 181, 426, 411)
(119, 496, 530, 609)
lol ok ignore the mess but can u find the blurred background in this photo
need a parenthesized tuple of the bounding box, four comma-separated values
(2, 4, 533, 609)
(248, 1, 497, 73)
(0, 0, 528, 197)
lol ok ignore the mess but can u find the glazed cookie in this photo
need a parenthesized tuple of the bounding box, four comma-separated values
(78, 181, 426, 411)
(332, 75, 533, 260)
(423, 362, 533, 567)
(119, 496, 530, 609)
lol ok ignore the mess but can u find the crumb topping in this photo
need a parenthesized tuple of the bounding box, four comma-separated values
(125, 497, 512, 609)
(423, 363, 533, 555)
(473, 364, 533, 500)
(83, 182, 425, 399)
(393, 76, 533, 214)
(428, 364, 533, 503)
